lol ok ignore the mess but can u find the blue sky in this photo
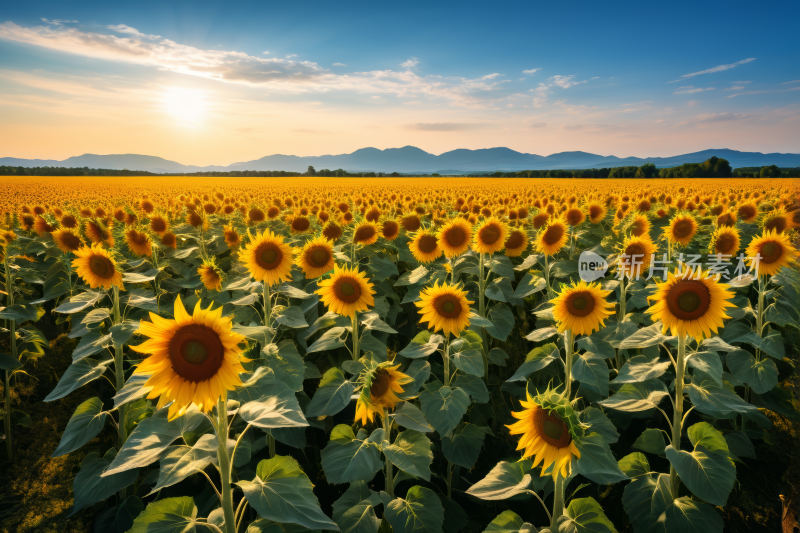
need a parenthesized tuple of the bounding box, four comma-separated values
(1, 0, 798, 165)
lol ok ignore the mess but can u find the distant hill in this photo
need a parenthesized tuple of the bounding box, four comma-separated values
(2, 147, 799, 174)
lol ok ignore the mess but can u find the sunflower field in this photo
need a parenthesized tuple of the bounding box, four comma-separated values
(1, 175, 799, 533)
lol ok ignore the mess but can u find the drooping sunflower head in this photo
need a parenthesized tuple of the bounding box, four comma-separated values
(198, 259, 224, 291)
(322, 221, 343, 242)
(315, 264, 375, 317)
(239, 229, 293, 286)
(223, 223, 241, 249)
(72, 244, 124, 290)
(52, 227, 83, 253)
(353, 220, 381, 245)
(472, 217, 508, 254)
(437, 218, 473, 258)
(149, 214, 169, 236)
(535, 218, 568, 256)
(745, 228, 798, 277)
(125, 228, 153, 257)
(161, 231, 177, 249)
(296, 235, 335, 278)
(507, 386, 584, 480)
(551, 280, 614, 336)
(665, 213, 697, 246)
(85, 218, 114, 246)
(647, 268, 736, 340)
(409, 229, 443, 263)
(414, 281, 473, 338)
(618, 235, 657, 279)
(355, 363, 413, 426)
(504, 228, 529, 257)
(629, 214, 651, 238)
(709, 225, 740, 257)
(131, 297, 247, 420)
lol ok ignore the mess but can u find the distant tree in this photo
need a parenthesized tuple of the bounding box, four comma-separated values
(307, 165, 316, 176)
(639, 162, 657, 178)
(431, 173, 440, 177)
(760, 165, 780, 177)
(390, 172, 401, 177)
(713, 158, 732, 177)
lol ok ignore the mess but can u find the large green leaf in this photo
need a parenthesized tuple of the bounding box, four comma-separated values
(514, 270, 547, 299)
(726, 349, 778, 394)
(597, 379, 669, 412)
(70, 450, 139, 515)
(332, 481, 381, 533)
(575, 433, 629, 485)
(506, 343, 559, 382)
(71, 331, 113, 362)
(686, 351, 723, 385)
(485, 303, 515, 341)
(399, 330, 445, 359)
(391, 402, 433, 433)
(664, 445, 735, 506)
(617, 452, 650, 478)
(238, 381, 309, 430)
(734, 331, 785, 359)
(622, 473, 672, 532)
(52, 396, 107, 457)
(442, 422, 485, 469)
(237, 455, 338, 531)
(452, 373, 490, 404)
(385, 486, 443, 533)
(54, 289, 106, 314)
(307, 326, 349, 353)
(687, 377, 766, 421)
(572, 352, 609, 396)
(130, 496, 198, 533)
(556, 497, 618, 533)
(274, 306, 309, 329)
(44, 357, 113, 402)
(306, 367, 356, 418)
(0, 303, 40, 322)
(618, 321, 674, 349)
(611, 355, 671, 384)
(465, 461, 531, 500)
(632, 428, 667, 456)
(579, 407, 618, 444)
(149, 434, 218, 494)
(687, 422, 729, 455)
(419, 385, 470, 436)
(382, 430, 433, 481)
(104, 407, 204, 475)
(0, 353, 22, 371)
(658, 497, 723, 533)
(482, 511, 532, 533)
(320, 425, 384, 484)
(452, 348, 484, 377)
(261, 340, 306, 392)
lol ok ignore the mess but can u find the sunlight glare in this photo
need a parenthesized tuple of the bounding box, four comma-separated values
(162, 87, 207, 125)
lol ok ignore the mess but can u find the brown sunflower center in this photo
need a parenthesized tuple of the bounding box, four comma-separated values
(169, 324, 225, 382)
(309, 247, 330, 267)
(60, 232, 81, 251)
(715, 234, 736, 254)
(625, 243, 645, 258)
(632, 221, 646, 236)
(335, 276, 362, 303)
(760, 241, 782, 264)
(589, 205, 603, 219)
(292, 217, 310, 232)
(370, 369, 390, 398)
(89, 255, 114, 279)
(672, 219, 693, 239)
(445, 226, 466, 247)
(666, 280, 711, 320)
(418, 235, 438, 254)
(765, 217, 786, 233)
(505, 231, 524, 250)
(566, 291, 596, 317)
(151, 218, 167, 233)
(382, 221, 399, 239)
(542, 224, 564, 245)
(355, 225, 376, 242)
(435, 295, 463, 318)
(479, 225, 501, 245)
(534, 409, 571, 448)
(256, 243, 282, 270)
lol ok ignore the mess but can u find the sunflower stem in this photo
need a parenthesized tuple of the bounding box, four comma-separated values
(383, 409, 394, 498)
(550, 473, 565, 532)
(443, 337, 451, 387)
(478, 253, 489, 379)
(263, 281, 272, 328)
(669, 334, 686, 498)
(215, 395, 237, 533)
(112, 286, 128, 448)
(544, 253, 553, 300)
(564, 329, 573, 398)
(3, 252, 16, 462)
(351, 313, 360, 361)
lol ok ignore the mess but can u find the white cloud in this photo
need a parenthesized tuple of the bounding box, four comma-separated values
(723, 85, 745, 91)
(529, 75, 588, 108)
(286, 54, 297, 58)
(619, 100, 653, 106)
(668, 58, 755, 83)
(522, 68, 540, 75)
(673, 85, 715, 94)
(262, 51, 270, 55)
(780, 79, 800, 85)
(107, 24, 160, 40)
(332, 62, 346, 66)
(40, 18, 78, 26)
(401, 57, 419, 69)
(727, 86, 800, 98)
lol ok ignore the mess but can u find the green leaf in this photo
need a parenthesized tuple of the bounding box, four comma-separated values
(575, 433, 629, 485)
(42, 260, 70, 301)
(597, 379, 669, 412)
(54, 290, 106, 314)
(687, 351, 723, 385)
(664, 445, 735, 506)
(71, 331, 113, 362)
(361, 311, 397, 334)
(370, 256, 399, 282)
(113, 374, 151, 408)
(572, 352, 609, 396)
(332, 481, 381, 533)
(395, 266, 429, 286)
(687, 377, 766, 420)
(576, 335, 615, 360)
(382, 430, 433, 481)
(488, 255, 515, 279)
(611, 354, 670, 384)
(261, 340, 306, 392)
(52, 397, 107, 457)
(399, 330, 445, 359)
(452, 348, 484, 377)
(385, 485, 443, 533)
(618, 321, 674, 349)
(44, 357, 113, 402)
(110, 320, 139, 346)
(149, 435, 218, 494)
(442, 422, 485, 469)
(130, 496, 198, 533)
(70, 452, 140, 515)
(0, 353, 22, 371)
(617, 452, 650, 478)
(622, 473, 672, 532)
(391, 402, 433, 433)
(237, 455, 338, 531)
(658, 497, 723, 533)
(274, 306, 309, 329)
(514, 270, 547, 299)
(321, 426, 384, 484)
(307, 326, 348, 353)
(734, 331, 785, 359)
(483, 510, 531, 533)
(687, 422, 729, 455)
(632, 428, 666, 455)
(0, 303, 39, 322)
(465, 461, 531, 500)
(104, 407, 205, 475)
(238, 381, 309, 429)
(506, 343, 559, 382)
(306, 367, 355, 418)
(452, 373, 490, 404)
(578, 407, 618, 444)
(108, 496, 145, 533)
(724, 430, 756, 459)
(419, 386, 470, 436)
(726, 349, 778, 394)
(556, 496, 618, 533)
(485, 303, 514, 341)
(488, 347, 509, 367)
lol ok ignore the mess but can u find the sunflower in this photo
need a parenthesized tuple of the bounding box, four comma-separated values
(630, 214, 651, 238)
(409, 229, 443, 263)
(161, 232, 177, 249)
(381, 219, 400, 241)
(149, 215, 169, 235)
(239, 230, 293, 286)
(619, 236, 657, 279)
(354, 363, 413, 425)
(289, 215, 311, 234)
(535, 218, 568, 256)
(504, 228, 529, 257)
(762, 210, 788, 234)
(223, 224, 241, 249)
(322, 221, 343, 242)
(72, 244, 124, 290)
(709, 226, 740, 256)
(737, 202, 758, 223)
(551, 280, 614, 336)
(437, 218, 473, 258)
(565, 208, 584, 227)
(316, 264, 375, 317)
(507, 387, 583, 480)
(125, 228, 153, 257)
(51, 227, 83, 253)
(664, 213, 697, 246)
(415, 281, 473, 337)
(296, 235, 335, 278)
(198, 260, 223, 291)
(353, 220, 381, 245)
(472, 217, 508, 254)
(131, 297, 247, 420)
(745, 228, 798, 277)
(587, 203, 607, 224)
(647, 268, 736, 340)
(85, 219, 114, 246)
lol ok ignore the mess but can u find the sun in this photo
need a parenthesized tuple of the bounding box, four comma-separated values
(162, 87, 207, 124)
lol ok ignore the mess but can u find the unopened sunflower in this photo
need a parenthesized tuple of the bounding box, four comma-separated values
(316, 264, 375, 317)
(354, 363, 413, 425)
(239, 229, 293, 285)
(437, 218, 473, 258)
(72, 244, 124, 290)
(131, 297, 247, 420)
(415, 281, 473, 337)
(472, 217, 508, 254)
(551, 280, 614, 336)
(746, 228, 798, 277)
(296, 235, 335, 278)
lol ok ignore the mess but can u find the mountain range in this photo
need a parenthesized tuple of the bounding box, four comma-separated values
(2, 147, 799, 174)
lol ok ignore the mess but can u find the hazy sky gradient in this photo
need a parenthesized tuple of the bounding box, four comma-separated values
(1, 0, 799, 166)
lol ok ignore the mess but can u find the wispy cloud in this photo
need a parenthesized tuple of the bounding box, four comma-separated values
(405, 122, 483, 131)
(686, 100, 701, 107)
(522, 68, 540, 75)
(668, 58, 755, 83)
(332, 62, 346, 66)
(40, 18, 78, 26)
(722, 85, 745, 91)
(401, 57, 419, 69)
(726, 86, 800, 98)
(780, 79, 800, 85)
(619, 100, 653, 106)
(107, 24, 160, 40)
(262, 51, 270, 55)
(530, 75, 588, 108)
(673, 85, 715, 94)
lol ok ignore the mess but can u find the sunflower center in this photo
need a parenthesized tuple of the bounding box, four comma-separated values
(626, 243, 645, 258)
(310, 248, 330, 267)
(418, 235, 438, 254)
(760, 241, 782, 264)
(89, 255, 114, 279)
(355, 225, 376, 242)
(543, 224, 564, 245)
(566, 291, 596, 317)
(370, 369, 390, 398)
(446, 227, 466, 247)
(534, 409, 571, 448)
(435, 294, 463, 318)
(61, 232, 81, 250)
(715, 234, 736, 254)
(480, 226, 500, 245)
(673, 219, 693, 239)
(765, 217, 786, 233)
(590, 205, 602, 218)
(383, 222, 399, 238)
(543, 419, 563, 441)
(256, 242, 283, 270)
(632, 221, 646, 236)
(505, 231, 524, 249)
(335, 277, 362, 303)
(340, 282, 355, 296)
(169, 323, 225, 382)
(666, 280, 711, 321)
(443, 302, 455, 313)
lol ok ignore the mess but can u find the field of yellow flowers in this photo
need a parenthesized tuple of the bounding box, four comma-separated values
(1, 175, 799, 533)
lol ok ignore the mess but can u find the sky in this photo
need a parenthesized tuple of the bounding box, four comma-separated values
(1, 0, 799, 166)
